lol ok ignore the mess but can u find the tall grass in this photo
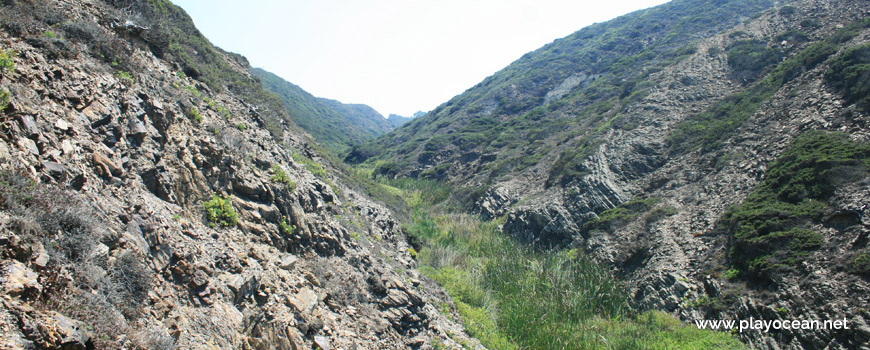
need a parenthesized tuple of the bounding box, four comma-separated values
(402, 207, 745, 349)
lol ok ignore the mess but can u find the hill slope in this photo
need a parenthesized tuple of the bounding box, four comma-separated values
(0, 1, 476, 349)
(253, 68, 393, 154)
(348, 0, 870, 348)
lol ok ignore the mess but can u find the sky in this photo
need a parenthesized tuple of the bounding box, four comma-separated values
(170, 0, 670, 118)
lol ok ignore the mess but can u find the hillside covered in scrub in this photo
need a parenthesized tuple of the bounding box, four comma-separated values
(1, 0, 869, 349)
(253, 68, 395, 155)
(348, 0, 870, 348)
(0, 0, 478, 349)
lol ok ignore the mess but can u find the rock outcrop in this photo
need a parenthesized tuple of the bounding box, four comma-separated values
(0, 1, 478, 349)
(344, 0, 870, 348)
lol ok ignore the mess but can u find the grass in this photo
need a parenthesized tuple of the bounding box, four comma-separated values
(187, 106, 202, 123)
(380, 176, 746, 350)
(270, 164, 296, 191)
(292, 151, 328, 179)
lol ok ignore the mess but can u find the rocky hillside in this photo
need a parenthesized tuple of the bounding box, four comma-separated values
(348, 0, 870, 348)
(253, 68, 394, 155)
(0, 0, 478, 349)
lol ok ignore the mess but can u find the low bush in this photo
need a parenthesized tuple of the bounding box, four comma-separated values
(668, 19, 869, 153)
(849, 253, 870, 275)
(0, 172, 157, 348)
(724, 131, 870, 280)
(203, 194, 238, 227)
(825, 43, 870, 113)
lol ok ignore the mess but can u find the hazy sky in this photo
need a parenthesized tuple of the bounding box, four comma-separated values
(170, 0, 670, 117)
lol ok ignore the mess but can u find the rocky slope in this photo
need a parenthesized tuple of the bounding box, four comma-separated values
(253, 68, 394, 155)
(0, 0, 477, 349)
(349, 0, 870, 348)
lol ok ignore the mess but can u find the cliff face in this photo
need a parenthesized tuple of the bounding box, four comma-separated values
(0, 1, 475, 349)
(348, 0, 870, 348)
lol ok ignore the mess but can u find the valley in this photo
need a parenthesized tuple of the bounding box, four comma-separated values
(0, 0, 868, 349)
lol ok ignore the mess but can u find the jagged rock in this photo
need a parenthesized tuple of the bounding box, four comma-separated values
(42, 161, 66, 181)
(54, 118, 71, 132)
(289, 288, 317, 314)
(313, 335, 331, 350)
(382, 289, 410, 307)
(92, 151, 122, 178)
(2, 261, 42, 299)
(279, 254, 298, 270)
(17, 137, 39, 155)
(17, 115, 40, 139)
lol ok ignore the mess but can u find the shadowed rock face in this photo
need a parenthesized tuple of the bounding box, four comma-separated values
(347, 0, 870, 347)
(0, 1, 477, 349)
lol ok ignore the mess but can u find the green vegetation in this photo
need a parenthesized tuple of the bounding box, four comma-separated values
(670, 19, 870, 153)
(236, 123, 246, 131)
(187, 106, 202, 123)
(279, 217, 295, 236)
(726, 39, 782, 82)
(584, 197, 660, 231)
(723, 269, 741, 280)
(0, 50, 15, 75)
(183, 84, 201, 98)
(374, 177, 745, 349)
(849, 253, 870, 275)
(44, 30, 58, 38)
(825, 43, 870, 113)
(0, 50, 14, 112)
(270, 164, 296, 191)
(253, 68, 393, 154)
(723, 131, 870, 280)
(292, 152, 327, 179)
(0, 90, 10, 113)
(203, 194, 238, 227)
(115, 70, 134, 84)
(347, 0, 779, 189)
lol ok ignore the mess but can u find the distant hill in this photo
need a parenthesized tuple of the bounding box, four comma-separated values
(387, 113, 418, 128)
(252, 68, 392, 154)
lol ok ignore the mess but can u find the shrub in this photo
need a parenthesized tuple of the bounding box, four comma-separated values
(0, 171, 155, 348)
(188, 106, 202, 123)
(115, 70, 134, 85)
(825, 43, 870, 113)
(726, 39, 783, 83)
(724, 131, 870, 280)
(270, 164, 295, 191)
(279, 216, 295, 235)
(0, 50, 15, 76)
(849, 253, 870, 275)
(203, 194, 238, 227)
(723, 269, 741, 280)
(291, 151, 327, 178)
(0, 89, 10, 113)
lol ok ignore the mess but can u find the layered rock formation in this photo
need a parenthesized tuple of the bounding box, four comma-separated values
(347, 0, 870, 348)
(0, 0, 477, 349)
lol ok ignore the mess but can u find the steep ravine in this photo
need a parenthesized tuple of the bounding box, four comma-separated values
(350, 0, 870, 348)
(0, 1, 478, 349)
